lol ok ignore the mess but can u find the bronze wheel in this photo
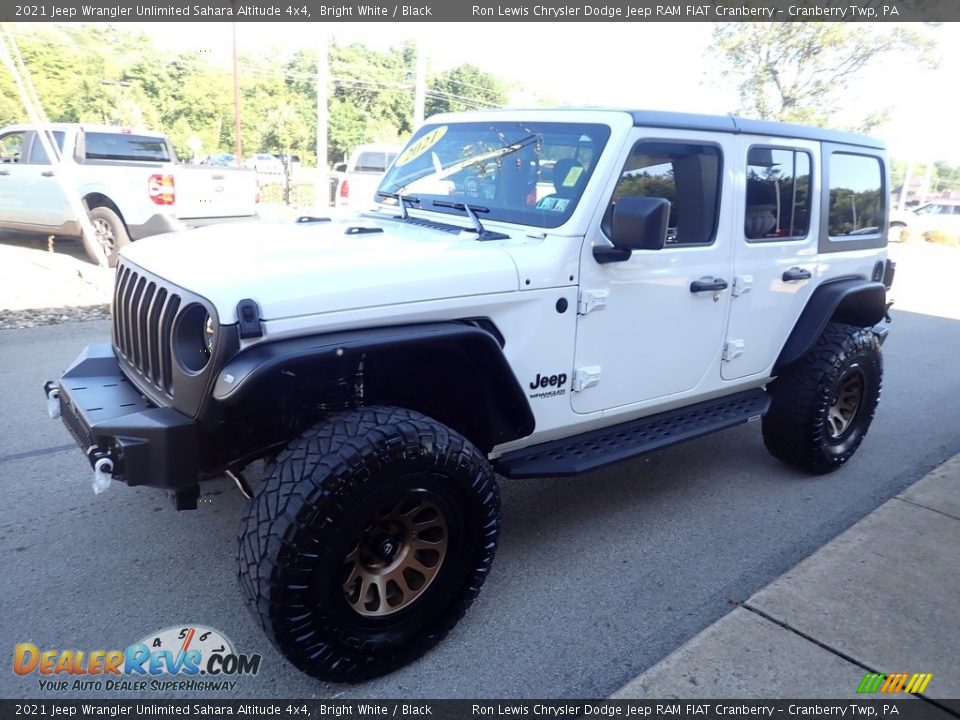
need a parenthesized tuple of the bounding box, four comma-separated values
(342, 492, 448, 617)
(826, 368, 863, 440)
(763, 323, 882, 474)
(238, 406, 500, 682)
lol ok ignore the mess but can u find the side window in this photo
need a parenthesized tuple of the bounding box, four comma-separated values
(607, 141, 722, 245)
(745, 147, 811, 241)
(26, 131, 65, 165)
(0, 132, 24, 163)
(828, 153, 884, 236)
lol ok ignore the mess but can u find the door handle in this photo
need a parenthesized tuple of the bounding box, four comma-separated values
(0, 169, 9, 176)
(782, 267, 812, 282)
(690, 278, 729, 293)
(40, 170, 55, 177)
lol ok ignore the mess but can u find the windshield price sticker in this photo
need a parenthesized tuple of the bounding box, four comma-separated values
(395, 126, 448, 167)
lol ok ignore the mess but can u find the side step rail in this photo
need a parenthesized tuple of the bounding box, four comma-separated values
(495, 388, 770, 479)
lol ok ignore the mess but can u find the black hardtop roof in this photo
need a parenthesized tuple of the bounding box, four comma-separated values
(627, 109, 884, 150)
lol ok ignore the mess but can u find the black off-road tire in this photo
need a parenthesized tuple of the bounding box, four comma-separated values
(82, 206, 130, 268)
(763, 323, 882, 474)
(237, 406, 500, 683)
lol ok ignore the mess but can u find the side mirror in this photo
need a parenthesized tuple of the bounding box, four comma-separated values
(594, 196, 670, 264)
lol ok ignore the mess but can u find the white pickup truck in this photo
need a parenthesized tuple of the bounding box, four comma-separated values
(0, 123, 259, 266)
(330, 143, 402, 208)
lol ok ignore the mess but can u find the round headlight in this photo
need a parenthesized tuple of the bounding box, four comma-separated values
(174, 304, 215, 373)
(204, 314, 216, 353)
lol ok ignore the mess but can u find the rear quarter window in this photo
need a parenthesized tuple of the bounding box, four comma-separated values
(84, 133, 170, 162)
(827, 153, 884, 237)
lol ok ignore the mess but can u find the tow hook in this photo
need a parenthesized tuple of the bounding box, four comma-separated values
(87, 446, 114, 494)
(92, 457, 114, 494)
(43, 381, 61, 419)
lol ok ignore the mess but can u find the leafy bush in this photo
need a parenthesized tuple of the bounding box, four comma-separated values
(258, 182, 317, 207)
(923, 230, 960, 246)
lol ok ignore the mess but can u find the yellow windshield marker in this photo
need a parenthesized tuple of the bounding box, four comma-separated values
(395, 126, 448, 167)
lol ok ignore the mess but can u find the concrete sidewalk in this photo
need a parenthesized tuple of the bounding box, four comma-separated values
(614, 454, 960, 703)
(0, 243, 112, 328)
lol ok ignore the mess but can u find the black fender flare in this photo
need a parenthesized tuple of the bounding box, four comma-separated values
(210, 321, 535, 452)
(774, 277, 887, 372)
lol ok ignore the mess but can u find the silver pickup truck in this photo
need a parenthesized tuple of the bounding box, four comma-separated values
(0, 123, 259, 266)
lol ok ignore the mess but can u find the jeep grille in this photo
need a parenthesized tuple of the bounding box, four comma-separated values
(113, 262, 181, 397)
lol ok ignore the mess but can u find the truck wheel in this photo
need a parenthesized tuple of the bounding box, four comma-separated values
(763, 323, 882, 474)
(237, 406, 500, 682)
(82, 206, 129, 268)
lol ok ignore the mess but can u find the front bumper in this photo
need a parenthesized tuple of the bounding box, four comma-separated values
(47, 343, 200, 506)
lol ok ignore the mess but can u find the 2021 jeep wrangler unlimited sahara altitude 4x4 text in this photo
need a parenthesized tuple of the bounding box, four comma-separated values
(45, 109, 895, 682)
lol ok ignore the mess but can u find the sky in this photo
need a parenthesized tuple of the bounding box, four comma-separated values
(32, 21, 960, 164)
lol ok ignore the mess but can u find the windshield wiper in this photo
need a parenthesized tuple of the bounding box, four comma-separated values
(376, 191, 421, 220)
(431, 200, 509, 241)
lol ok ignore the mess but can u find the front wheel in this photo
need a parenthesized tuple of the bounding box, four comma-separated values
(237, 406, 500, 682)
(763, 323, 882, 474)
(81, 206, 130, 268)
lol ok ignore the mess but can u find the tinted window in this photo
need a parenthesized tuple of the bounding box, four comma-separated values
(828, 154, 884, 236)
(745, 147, 811, 241)
(356, 151, 391, 172)
(607, 141, 722, 245)
(26, 131, 66, 164)
(84, 133, 170, 162)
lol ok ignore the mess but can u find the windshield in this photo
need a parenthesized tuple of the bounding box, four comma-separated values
(378, 121, 611, 229)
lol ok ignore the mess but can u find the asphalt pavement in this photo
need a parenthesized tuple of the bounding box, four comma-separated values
(0, 243, 958, 700)
(614, 452, 960, 706)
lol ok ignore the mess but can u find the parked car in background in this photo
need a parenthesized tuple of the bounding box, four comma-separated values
(205, 152, 237, 167)
(0, 123, 259, 266)
(889, 199, 960, 241)
(243, 153, 285, 176)
(330, 143, 402, 207)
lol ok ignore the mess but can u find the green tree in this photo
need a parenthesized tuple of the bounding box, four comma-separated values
(426, 64, 507, 117)
(708, 22, 938, 130)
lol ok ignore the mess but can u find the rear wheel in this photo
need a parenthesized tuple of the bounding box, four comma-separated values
(237, 406, 500, 682)
(763, 323, 882, 474)
(82, 206, 129, 267)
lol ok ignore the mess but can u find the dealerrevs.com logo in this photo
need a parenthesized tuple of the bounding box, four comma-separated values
(13, 625, 262, 692)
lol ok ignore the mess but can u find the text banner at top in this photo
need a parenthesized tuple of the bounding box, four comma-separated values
(5, 0, 960, 22)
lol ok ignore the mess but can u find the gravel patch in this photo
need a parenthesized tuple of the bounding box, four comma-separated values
(0, 304, 111, 330)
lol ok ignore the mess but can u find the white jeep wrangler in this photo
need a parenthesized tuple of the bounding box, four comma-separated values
(46, 109, 895, 682)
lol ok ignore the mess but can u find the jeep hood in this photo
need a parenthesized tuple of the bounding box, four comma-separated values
(120, 217, 522, 323)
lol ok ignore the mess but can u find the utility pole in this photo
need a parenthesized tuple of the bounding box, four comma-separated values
(413, 40, 426, 127)
(229, 5, 243, 165)
(317, 33, 329, 208)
